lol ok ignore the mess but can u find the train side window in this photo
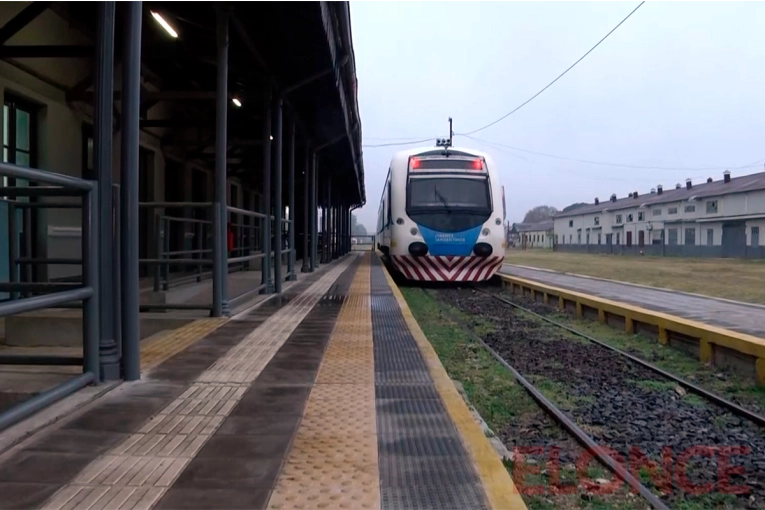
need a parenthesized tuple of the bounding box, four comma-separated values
(502, 186, 506, 220)
(386, 176, 392, 226)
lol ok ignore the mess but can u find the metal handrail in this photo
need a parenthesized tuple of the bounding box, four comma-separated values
(0, 161, 99, 432)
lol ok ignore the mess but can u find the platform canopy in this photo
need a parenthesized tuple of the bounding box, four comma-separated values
(48, 1, 365, 208)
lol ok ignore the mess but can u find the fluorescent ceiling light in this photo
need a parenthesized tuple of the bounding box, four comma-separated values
(269, 135, 274, 140)
(151, 11, 178, 38)
(232, 98, 242, 107)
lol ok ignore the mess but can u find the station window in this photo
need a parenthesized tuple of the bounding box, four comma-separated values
(652, 209, 662, 216)
(616, 214, 623, 224)
(752, 227, 760, 247)
(684, 205, 696, 213)
(668, 207, 678, 215)
(707, 228, 714, 246)
(667, 228, 678, 245)
(594, 216, 600, 226)
(706, 200, 718, 214)
(568, 220, 573, 227)
(638, 212, 644, 221)
(684, 228, 695, 245)
(626, 213, 633, 222)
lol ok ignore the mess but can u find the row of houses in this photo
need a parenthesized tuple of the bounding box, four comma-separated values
(512, 170, 765, 258)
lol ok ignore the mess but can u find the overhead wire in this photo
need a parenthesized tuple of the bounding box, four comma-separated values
(363, 137, 434, 148)
(461, 134, 765, 172)
(459, 1, 646, 136)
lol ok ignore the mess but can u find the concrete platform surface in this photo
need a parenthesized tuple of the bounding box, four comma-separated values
(501, 264, 765, 338)
(0, 253, 524, 510)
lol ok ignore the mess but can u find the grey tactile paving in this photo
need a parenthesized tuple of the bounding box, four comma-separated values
(371, 255, 490, 510)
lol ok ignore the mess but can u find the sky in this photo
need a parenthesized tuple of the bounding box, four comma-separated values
(349, 1, 765, 231)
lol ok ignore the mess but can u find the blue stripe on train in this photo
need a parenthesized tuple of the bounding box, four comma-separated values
(417, 224, 482, 256)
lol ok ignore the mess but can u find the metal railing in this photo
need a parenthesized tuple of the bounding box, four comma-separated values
(136, 202, 299, 312)
(352, 234, 375, 251)
(0, 162, 100, 432)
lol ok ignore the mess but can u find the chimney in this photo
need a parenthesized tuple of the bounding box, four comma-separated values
(657, 185, 663, 195)
(707, 177, 713, 183)
(594, 197, 599, 205)
(724, 170, 731, 183)
(628, 192, 633, 198)
(686, 178, 692, 190)
(633, 190, 639, 199)
(676, 183, 681, 189)
(610, 194, 617, 202)
(650, 188, 656, 194)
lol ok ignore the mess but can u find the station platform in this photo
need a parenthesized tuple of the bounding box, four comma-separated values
(502, 264, 765, 339)
(0, 252, 525, 510)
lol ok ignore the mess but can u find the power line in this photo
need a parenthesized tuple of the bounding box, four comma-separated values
(459, 1, 646, 136)
(363, 137, 434, 148)
(462, 134, 765, 172)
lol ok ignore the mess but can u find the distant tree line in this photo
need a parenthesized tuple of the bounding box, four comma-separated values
(522, 202, 589, 223)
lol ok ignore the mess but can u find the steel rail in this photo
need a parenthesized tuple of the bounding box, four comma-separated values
(475, 287, 765, 428)
(436, 291, 669, 510)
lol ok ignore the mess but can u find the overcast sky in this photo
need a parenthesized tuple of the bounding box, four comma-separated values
(350, 1, 765, 231)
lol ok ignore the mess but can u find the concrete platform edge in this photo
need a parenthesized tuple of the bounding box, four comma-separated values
(381, 263, 528, 510)
(498, 273, 765, 385)
(503, 262, 765, 310)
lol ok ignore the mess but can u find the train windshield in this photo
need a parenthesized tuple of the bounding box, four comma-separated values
(408, 177, 490, 211)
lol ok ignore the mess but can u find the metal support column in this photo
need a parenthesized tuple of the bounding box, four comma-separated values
(120, 0, 142, 381)
(286, 115, 296, 280)
(95, 1, 119, 381)
(261, 88, 273, 292)
(301, 146, 310, 273)
(331, 205, 338, 259)
(212, 8, 230, 316)
(273, 96, 283, 293)
(309, 154, 318, 271)
(347, 208, 352, 253)
(322, 176, 330, 264)
(84, 187, 100, 380)
(342, 206, 347, 255)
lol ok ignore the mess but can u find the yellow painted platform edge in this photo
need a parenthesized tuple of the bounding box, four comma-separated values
(499, 273, 765, 360)
(381, 266, 527, 510)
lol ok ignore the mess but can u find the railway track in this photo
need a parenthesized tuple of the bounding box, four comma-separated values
(432, 285, 765, 509)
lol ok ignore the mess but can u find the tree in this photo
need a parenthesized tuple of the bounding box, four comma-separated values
(522, 205, 558, 223)
(351, 213, 367, 235)
(562, 202, 589, 213)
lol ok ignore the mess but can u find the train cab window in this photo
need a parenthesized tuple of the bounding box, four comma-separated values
(408, 177, 489, 210)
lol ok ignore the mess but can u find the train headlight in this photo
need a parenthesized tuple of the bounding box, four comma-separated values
(473, 242, 493, 257)
(482, 228, 490, 237)
(410, 227, 419, 236)
(408, 242, 428, 257)
(396, 218, 404, 225)
(495, 218, 502, 225)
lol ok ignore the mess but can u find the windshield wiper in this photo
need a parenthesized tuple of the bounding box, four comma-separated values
(435, 190, 452, 213)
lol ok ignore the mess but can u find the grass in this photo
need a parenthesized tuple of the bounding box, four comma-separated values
(400, 286, 649, 509)
(506, 297, 765, 415)
(504, 249, 765, 304)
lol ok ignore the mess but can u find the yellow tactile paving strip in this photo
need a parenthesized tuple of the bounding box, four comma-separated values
(268, 253, 380, 510)
(140, 319, 227, 371)
(381, 264, 528, 510)
(40, 259, 357, 510)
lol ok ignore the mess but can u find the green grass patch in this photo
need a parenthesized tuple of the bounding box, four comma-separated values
(502, 292, 765, 413)
(401, 287, 644, 509)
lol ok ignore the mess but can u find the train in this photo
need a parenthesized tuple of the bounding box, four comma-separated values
(376, 144, 506, 282)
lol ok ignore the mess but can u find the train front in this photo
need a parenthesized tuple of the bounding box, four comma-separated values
(393, 150, 505, 282)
